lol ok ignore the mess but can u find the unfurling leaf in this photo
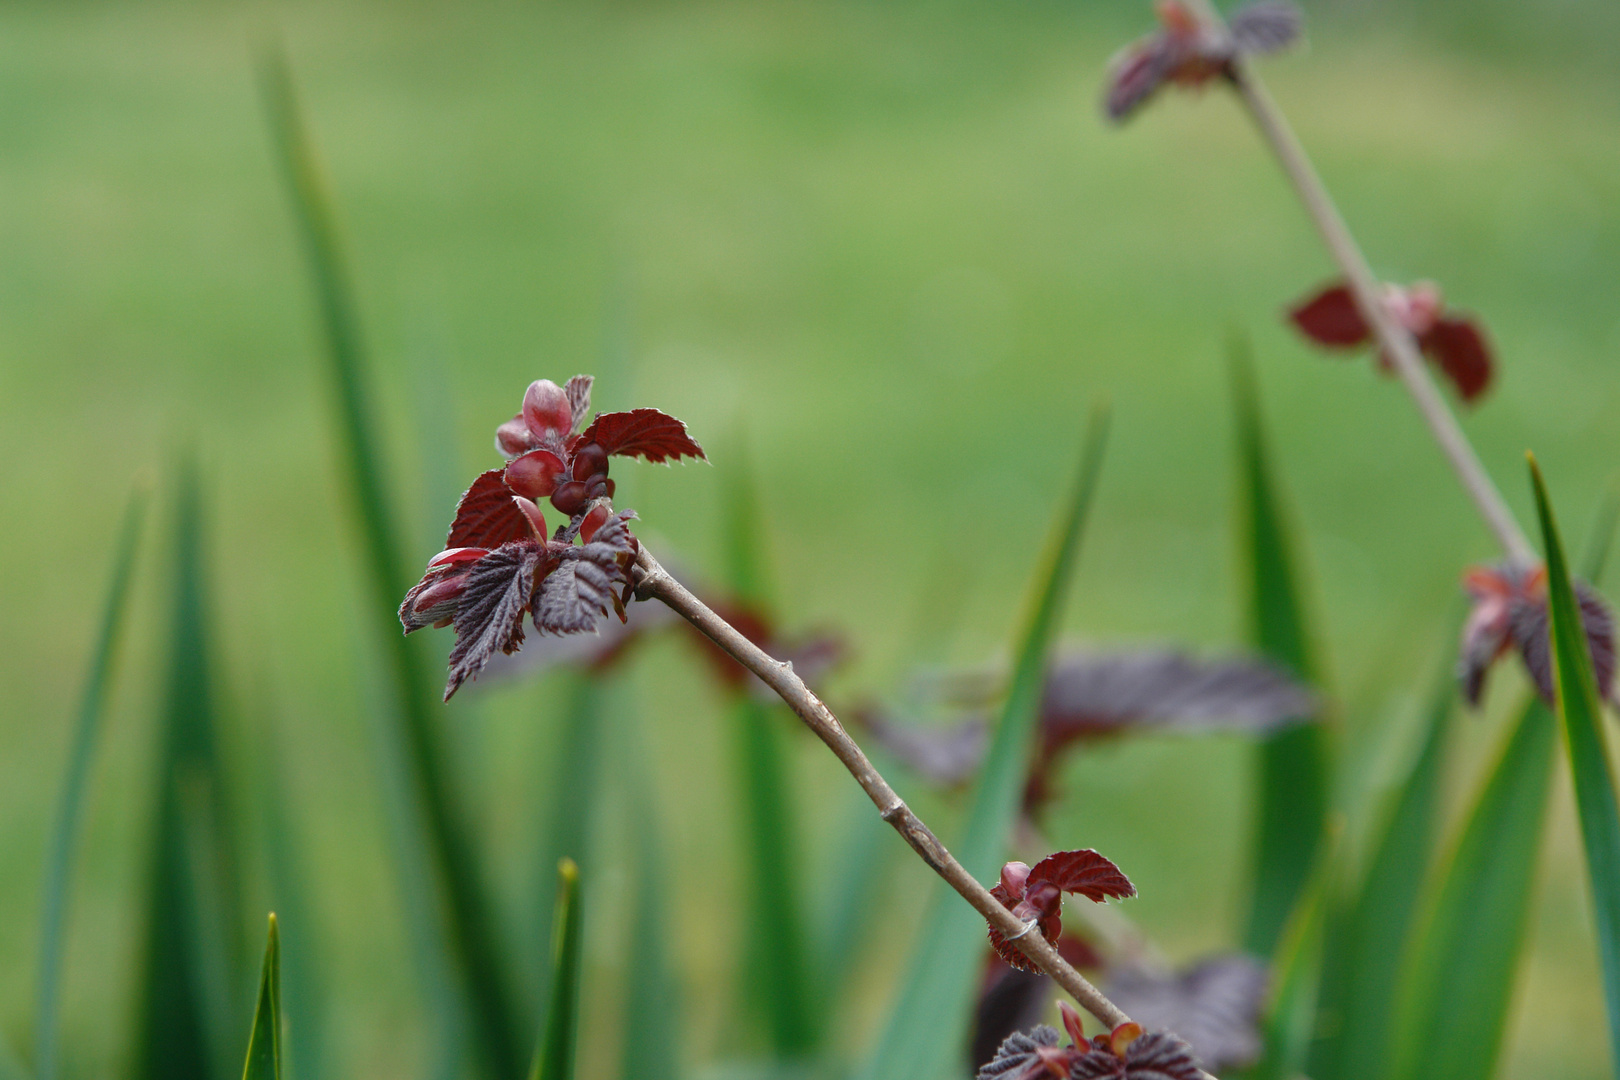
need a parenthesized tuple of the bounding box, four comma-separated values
(448, 469, 534, 550)
(447, 543, 544, 699)
(1104, 955, 1267, 1071)
(564, 375, 594, 432)
(536, 511, 639, 635)
(1286, 279, 1496, 403)
(977, 1024, 1203, 1080)
(1459, 561, 1616, 707)
(577, 408, 707, 464)
(977, 1026, 1062, 1080)
(987, 850, 1134, 971)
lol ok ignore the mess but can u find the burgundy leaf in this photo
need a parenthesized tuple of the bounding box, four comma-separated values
(1461, 563, 1616, 708)
(578, 408, 707, 464)
(1105, 954, 1268, 1071)
(1421, 316, 1493, 403)
(1228, 1, 1302, 55)
(533, 510, 638, 635)
(1510, 578, 1616, 707)
(976, 1026, 1063, 1080)
(445, 542, 543, 700)
(987, 877, 1060, 973)
(1029, 849, 1137, 903)
(447, 469, 533, 550)
(1103, 36, 1181, 122)
(565, 374, 594, 432)
(1289, 284, 1370, 348)
(1459, 563, 1519, 706)
(1070, 1031, 1203, 1080)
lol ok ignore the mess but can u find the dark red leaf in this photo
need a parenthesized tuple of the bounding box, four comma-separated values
(1029, 849, 1137, 902)
(1070, 1031, 1203, 1080)
(1105, 954, 1267, 1071)
(1228, 1, 1302, 55)
(447, 469, 533, 550)
(987, 878, 1060, 974)
(565, 374, 594, 431)
(1421, 316, 1493, 403)
(445, 542, 544, 700)
(577, 408, 707, 465)
(1461, 563, 1615, 708)
(976, 1026, 1064, 1080)
(1289, 283, 1370, 348)
(1510, 578, 1616, 707)
(1103, 37, 1178, 122)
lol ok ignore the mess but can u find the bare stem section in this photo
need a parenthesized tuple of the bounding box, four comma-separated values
(1189, 0, 1535, 564)
(631, 546, 1135, 1033)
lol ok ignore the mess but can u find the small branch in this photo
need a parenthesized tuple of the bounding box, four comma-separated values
(1190, 3, 1536, 565)
(630, 545, 1138, 1034)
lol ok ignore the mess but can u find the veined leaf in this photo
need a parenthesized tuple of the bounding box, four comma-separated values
(720, 446, 816, 1055)
(1530, 456, 1620, 1071)
(35, 490, 145, 1080)
(858, 409, 1109, 1080)
(241, 916, 281, 1080)
(1308, 639, 1455, 1080)
(1230, 342, 1330, 956)
(530, 861, 584, 1080)
(258, 46, 523, 1078)
(135, 464, 244, 1080)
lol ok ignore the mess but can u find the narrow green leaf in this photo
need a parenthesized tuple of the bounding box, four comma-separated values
(858, 410, 1109, 1080)
(257, 46, 523, 1078)
(35, 490, 145, 1080)
(1255, 828, 1338, 1080)
(135, 463, 245, 1080)
(1388, 697, 1558, 1080)
(620, 720, 682, 1080)
(1530, 456, 1620, 1071)
(719, 446, 816, 1056)
(0, 1031, 29, 1080)
(1308, 645, 1455, 1080)
(241, 916, 281, 1080)
(811, 791, 890, 1013)
(531, 861, 585, 1080)
(535, 677, 607, 996)
(1229, 343, 1330, 956)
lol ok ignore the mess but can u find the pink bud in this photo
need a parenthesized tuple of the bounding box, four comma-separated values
(999, 861, 1032, 898)
(523, 380, 575, 442)
(495, 415, 533, 459)
(506, 449, 566, 500)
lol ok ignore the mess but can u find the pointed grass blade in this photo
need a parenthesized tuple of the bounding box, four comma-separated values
(1529, 456, 1620, 1071)
(35, 490, 145, 1080)
(1229, 342, 1330, 956)
(135, 464, 244, 1080)
(1386, 693, 1556, 1080)
(620, 729, 682, 1080)
(717, 445, 817, 1057)
(534, 677, 606, 997)
(858, 409, 1109, 1080)
(530, 861, 584, 1080)
(241, 917, 281, 1080)
(1255, 828, 1338, 1080)
(0, 1031, 28, 1080)
(1307, 644, 1455, 1080)
(257, 46, 523, 1078)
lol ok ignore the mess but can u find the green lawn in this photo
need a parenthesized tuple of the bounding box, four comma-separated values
(3, 0, 1619, 1076)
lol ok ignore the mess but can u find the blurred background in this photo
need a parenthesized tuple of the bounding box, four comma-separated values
(4, 0, 1620, 1077)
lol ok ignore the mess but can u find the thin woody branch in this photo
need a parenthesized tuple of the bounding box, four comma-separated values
(631, 546, 1144, 1035)
(1191, 1, 1536, 565)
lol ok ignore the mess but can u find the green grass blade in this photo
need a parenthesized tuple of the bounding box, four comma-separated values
(241, 916, 281, 1080)
(1529, 456, 1620, 1069)
(620, 728, 682, 1080)
(858, 409, 1109, 1080)
(0, 1031, 28, 1080)
(811, 791, 891, 1013)
(35, 490, 145, 1080)
(534, 676, 606, 995)
(1255, 830, 1337, 1080)
(531, 861, 584, 1080)
(1229, 343, 1331, 956)
(135, 464, 245, 1080)
(1387, 696, 1558, 1080)
(1308, 649, 1454, 1080)
(719, 447, 816, 1056)
(257, 46, 523, 1078)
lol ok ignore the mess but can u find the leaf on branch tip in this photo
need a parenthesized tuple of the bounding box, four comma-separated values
(577, 408, 706, 464)
(446, 542, 543, 700)
(987, 850, 1134, 971)
(447, 469, 533, 550)
(565, 374, 594, 431)
(1460, 562, 1616, 707)
(1069, 1031, 1203, 1080)
(1288, 284, 1369, 348)
(1029, 849, 1137, 903)
(976, 1026, 1062, 1080)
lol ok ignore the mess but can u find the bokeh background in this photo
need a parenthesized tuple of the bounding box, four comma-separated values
(4, 0, 1620, 1077)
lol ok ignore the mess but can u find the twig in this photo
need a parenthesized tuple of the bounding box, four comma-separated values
(1191, 4, 1536, 565)
(631, 547, 1137, 1031)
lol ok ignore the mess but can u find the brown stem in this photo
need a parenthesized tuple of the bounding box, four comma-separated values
(1190, 3, 1536, 565)
(630, 545, 1136, 1034)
